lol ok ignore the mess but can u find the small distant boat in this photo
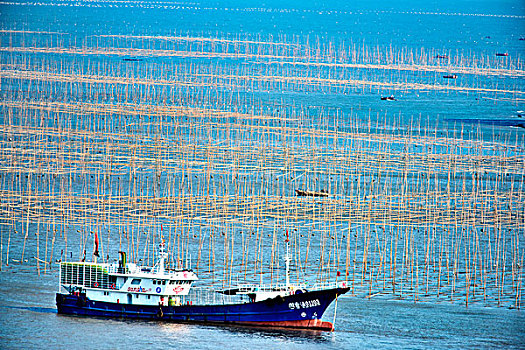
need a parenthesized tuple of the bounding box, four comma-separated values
(435, 55, 448, 59)
(381, 96, 396, 101)
(443, 74, 457, 79)
(495, 53, 509, 57)
(122, 58, 143, 62)
(56, 238, 348, 331)
(295, 189, 330, 197)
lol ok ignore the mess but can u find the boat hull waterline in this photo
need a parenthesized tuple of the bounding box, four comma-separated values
(56, 287, 349, 331)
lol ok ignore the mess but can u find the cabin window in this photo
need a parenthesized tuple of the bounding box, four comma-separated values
(135, 294, 139, 299)
(147, 295, 151, 299)
(162, 280, 166, 285)
(104, 291, 110, 296)
(131, 279, 141, 285)
(153, 280, 157, 285)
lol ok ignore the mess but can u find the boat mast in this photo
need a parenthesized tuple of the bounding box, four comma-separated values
(285, 229, 290, 288)
(157, 224, 167, 274)
(158, 237, 167, 275)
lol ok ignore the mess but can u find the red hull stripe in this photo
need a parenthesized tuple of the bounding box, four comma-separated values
(236, 319, 334, 331)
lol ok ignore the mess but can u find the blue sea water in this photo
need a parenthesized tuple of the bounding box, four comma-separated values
(0, 0, 525, 348)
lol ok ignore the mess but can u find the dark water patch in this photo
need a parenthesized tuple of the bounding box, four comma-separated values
(203, 324, 333, 344)
(445, 118, 525, 129)
(0, 305, 57, 314)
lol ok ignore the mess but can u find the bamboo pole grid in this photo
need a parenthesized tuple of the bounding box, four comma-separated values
(0, 30, 524, 309)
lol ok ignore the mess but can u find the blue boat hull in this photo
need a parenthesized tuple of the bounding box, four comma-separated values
(56, 287, 349, 330)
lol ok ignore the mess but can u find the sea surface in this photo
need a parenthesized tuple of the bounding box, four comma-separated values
(1, 0, 525, 349)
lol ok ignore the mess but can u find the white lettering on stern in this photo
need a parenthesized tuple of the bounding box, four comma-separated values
(288, 299, 320, 309)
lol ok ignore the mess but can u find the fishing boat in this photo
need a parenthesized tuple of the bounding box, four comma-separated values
(381, 96, 396, 101)
(56, 235, 349, 331)
(295, 189, 329, 197)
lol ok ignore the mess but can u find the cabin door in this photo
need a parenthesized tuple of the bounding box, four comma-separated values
(127, 293, 132, 305)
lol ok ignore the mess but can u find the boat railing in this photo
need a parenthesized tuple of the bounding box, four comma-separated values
(106, 265, 120, 274)
(106, 264, 141, 275)
(234, 281, 347, 292)
(235, 283, 308, 292)
(106, 263, 182, 276)
(185, 287, 248, 305)
(311, 281, 349, 290)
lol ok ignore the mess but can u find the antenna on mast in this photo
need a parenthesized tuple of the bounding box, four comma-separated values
(158, 224, 167, 275)
(285, 229, 290, 289)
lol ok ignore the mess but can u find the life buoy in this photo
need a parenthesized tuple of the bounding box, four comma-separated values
(93, 282, 99, 288)
(110, 283, 116, 289)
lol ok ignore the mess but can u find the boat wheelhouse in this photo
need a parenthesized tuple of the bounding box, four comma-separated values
(59, 247, 197, 307)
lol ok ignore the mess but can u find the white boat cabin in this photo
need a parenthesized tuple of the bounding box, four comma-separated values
(59, 251, 198, 306)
